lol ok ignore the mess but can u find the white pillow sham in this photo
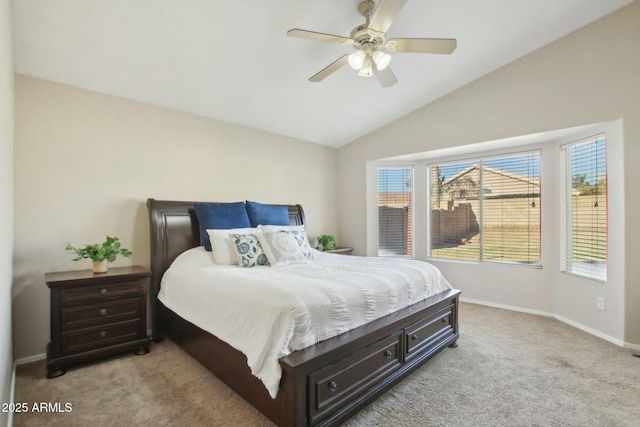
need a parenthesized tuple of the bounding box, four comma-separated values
(206, 227, 255, 265)
(257, 225, 314, 259)
(256, 230, 308, 267)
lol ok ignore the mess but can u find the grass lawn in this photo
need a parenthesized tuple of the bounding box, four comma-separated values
(431, 227, 606, 264)
(430, 230, 541, 264)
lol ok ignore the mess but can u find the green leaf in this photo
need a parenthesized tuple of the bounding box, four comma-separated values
(65, 236, 132, 263)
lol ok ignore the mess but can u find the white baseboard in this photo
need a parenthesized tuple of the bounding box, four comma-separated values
(460, 297, 555, 318)
(555, 314, 624, 347)
(461, 297, 628, 348)
(623, 341, 640, 352)
(7, 361, 16, 427)
(15, 353, 46, 366)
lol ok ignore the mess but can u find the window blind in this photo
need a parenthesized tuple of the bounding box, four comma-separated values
(429, 160, 480, 261)
(482, 153, 540, 264)
(560, 136, 607, 280)
(428, 151, 541, 265)
(378, 167, 412, 257)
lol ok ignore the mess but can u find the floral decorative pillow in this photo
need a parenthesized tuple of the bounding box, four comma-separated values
(257, 230, 308, 267)
(229, 233, 269, 267)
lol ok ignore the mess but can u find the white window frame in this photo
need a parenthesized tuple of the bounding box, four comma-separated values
(377, 165, 414, 258)
(560, 134, 608, 282)
(427, 149, 542, 267)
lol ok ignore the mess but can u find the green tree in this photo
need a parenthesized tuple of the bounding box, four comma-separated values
(572, 174, 586, 189)
(443, 176, 478, 200)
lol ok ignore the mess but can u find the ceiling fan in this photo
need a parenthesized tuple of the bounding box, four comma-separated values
(287, 0, 457, 88)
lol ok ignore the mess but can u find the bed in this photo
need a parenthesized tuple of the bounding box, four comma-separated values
(147, 198, 460, 427)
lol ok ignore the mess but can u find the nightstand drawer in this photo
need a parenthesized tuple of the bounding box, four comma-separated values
(61, 298, 142, 331)
(61, 320, 141, 355)
(60, 280, 142, 305)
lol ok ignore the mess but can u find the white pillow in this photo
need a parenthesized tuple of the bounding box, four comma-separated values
(257, 225, 314, 259)
(256, 230, 308, 267)
(206, 228, 255, 265)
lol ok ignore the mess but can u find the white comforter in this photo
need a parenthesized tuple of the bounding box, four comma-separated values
(158, 247, 452, 398)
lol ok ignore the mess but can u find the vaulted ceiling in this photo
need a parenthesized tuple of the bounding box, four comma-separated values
(11, 0, 633, 147)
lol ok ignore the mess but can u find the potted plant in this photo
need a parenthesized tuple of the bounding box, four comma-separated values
(66, 236, 132, 273)
(316, 234, 337, 251)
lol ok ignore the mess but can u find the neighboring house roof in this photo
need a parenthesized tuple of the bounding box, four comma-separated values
(442, 165, 539, 187)
(438, 165, 539, 199)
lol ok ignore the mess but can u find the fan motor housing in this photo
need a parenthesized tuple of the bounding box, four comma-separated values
(352, 0, 384, 47)
(350, 27, 384, 47)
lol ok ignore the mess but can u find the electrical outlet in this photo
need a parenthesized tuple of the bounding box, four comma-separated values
(597, 297, 606, 311)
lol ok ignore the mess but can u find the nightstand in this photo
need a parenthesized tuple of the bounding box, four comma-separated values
(325, 247, 354, 255)
(45, 265, 150, 378)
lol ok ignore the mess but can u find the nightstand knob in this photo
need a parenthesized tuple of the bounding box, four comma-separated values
(328, 381, 338, 392)
(99, 331, 107, 338)
(100, 288, 107, 295)
(412, 334, 419, 342)
(99, 308, 107, 316)
(384, 350, 393, 359)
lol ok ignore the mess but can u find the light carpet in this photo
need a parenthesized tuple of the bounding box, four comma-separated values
(14, 303, 640, 426)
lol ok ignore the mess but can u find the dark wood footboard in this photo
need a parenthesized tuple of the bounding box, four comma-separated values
(161, 289, 459, 427)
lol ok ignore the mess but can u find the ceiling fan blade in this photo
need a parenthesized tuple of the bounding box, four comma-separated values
(386, 38, 457, 54)
(309, 54, 350, 82)
(373, 65, 398, 88)
(368, 0, 408, 36)
(287, 29, 354, 45)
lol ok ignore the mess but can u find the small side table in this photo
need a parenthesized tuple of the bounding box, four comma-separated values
(325, 247, 354, 255)
(45, 265, 150, 378)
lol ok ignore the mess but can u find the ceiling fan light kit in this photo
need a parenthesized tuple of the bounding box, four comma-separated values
(348, 50, 366, 70)
(372, 51, 391, 70)
(358, 57, 374, 77)
(287, 0, 457, 87)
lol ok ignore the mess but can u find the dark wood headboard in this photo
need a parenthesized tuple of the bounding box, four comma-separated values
(146, 198, 305, 339)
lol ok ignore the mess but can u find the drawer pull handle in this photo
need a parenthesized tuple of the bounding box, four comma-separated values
(99, 331, 107, 338)
(384, 350, 393, 359)
(100, 288, 107, 295)
(442, 318, 448, 324)
(411, 334, 419, 342)
(328, 381, 338, 392)
(99, 308, 107, 316)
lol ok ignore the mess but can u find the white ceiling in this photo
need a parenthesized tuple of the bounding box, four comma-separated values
(11, 0, 632, 148)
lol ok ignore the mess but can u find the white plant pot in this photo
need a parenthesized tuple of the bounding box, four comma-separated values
(92, 259, 109, 274)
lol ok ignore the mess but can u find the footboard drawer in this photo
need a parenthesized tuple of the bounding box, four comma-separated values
(308, 332, 403, 424)
(404, 303, 455, 364)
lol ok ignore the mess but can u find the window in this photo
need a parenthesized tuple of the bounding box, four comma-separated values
(378, 167, 413, 257)
(429, 151, 541, 265)
(560, 135, 607, 280)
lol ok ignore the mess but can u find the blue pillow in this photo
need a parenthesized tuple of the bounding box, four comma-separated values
(193, 202, 251, 251)
(245, 200, 290, 227)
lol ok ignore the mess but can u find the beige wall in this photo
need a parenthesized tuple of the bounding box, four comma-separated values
(338, 2, 640, 345)
(12, 75, 338, 359)
(0, 0, 13, 423)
